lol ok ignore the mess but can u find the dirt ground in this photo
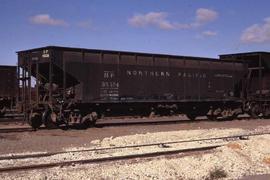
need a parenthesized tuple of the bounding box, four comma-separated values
(0, 117, 270, 154)
(0, 119, 270, 179)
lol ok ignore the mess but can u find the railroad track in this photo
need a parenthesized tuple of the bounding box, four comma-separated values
(95, 118, 208, 127)
(0, 127, 34, 133)
(0, 116, 263, 133)
(0, 126, 60, 133)
(0, 114, 24, 122)
(0, 131, 269, 173)
(0, 118, 208, 133)
(88, 114, 254, 127)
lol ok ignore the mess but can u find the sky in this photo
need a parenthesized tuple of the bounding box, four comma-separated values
(1, 0, 270, 65)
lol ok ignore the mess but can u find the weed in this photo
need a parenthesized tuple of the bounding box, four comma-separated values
(205, 167, 227, 180)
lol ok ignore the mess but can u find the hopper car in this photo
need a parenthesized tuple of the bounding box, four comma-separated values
(16, 46, 270, 129)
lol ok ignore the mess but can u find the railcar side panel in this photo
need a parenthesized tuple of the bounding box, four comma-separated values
(16, 46, 251, 128)
(59, 51, 245, 103)
(0, 66, 17, 98)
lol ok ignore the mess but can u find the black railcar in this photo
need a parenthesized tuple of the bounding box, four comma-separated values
(220, 52, 270, 117)
(17, 46, 246, 128)
(0, 65, 17, 117)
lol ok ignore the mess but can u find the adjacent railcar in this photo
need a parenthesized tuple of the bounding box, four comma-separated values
(220, 52, 270, 117)
(17, 46, 246, 128)
(0, 65, 17, 117)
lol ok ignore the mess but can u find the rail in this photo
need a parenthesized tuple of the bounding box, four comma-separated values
(0, 131, 269, 172)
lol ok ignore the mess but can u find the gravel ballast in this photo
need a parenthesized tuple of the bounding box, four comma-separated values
(0, 126, 270, 179)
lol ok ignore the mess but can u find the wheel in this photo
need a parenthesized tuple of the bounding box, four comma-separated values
(250, 104, 261, 119)
(207, 115, 217, 121)
(149, 111, 155, 118)
(42, 110, 58, 129)
(29, 112, 42, 129)
(0, 107, 6, 117)
(81, 112, 98, 128)
(226, 114, 237, 121)
(262, 105, 270, 118)
(186, 113, 197, 120)
(220, 108, 236, 121)
(207, 107, 221, 121)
